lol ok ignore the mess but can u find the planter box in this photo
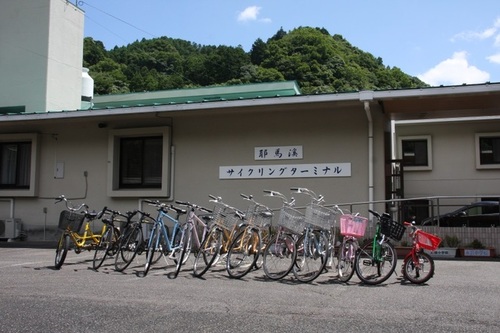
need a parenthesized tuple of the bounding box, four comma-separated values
(395, 246, 412, 258)
(457, 248, 496, 258)
(425, 247, 457, 259)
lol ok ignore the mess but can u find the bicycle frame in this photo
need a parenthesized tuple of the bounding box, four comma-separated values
(148, 208, 183, 255)
(67, 221, 106, 250)
(186, 209, 210, 251)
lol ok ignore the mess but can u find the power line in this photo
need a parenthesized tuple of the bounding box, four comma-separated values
(78, 1, 157, 40)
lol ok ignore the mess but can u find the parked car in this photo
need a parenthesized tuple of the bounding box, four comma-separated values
(421, 201, 500, 227)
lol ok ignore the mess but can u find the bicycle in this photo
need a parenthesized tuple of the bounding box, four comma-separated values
(114, 209, 158, 273)
(193, 195, 244, 278)
(142, 200, 187, 277)
(54, 195, 106, 270)
(92, 207, 130, 270)
(401, 220, 441, 284)
(336, 213, 369, 282)
(354, 209, 404, 285)
(225, 193, 273, 279)
(290, 187, 334, 283)
(261, 190, 302, 280)
(172, 200, 213, 278)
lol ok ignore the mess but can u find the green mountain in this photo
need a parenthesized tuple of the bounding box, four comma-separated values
(83, 26, 428, 96)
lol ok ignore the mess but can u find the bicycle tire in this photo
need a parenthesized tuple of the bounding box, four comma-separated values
(262, 232, 297, 280)
(293, 230, 328, 283)
(193, 227, 222, 278)
(143, 225, 163, 277)
(355, 240, 397, 285)
(173, 226, 190, 278)
(337, 238, 357, 282)
(226, 228, 260, 279)
(93, 226, 113, 270)
(54, 233, 70, 269)
(115, 225, 142, 272)
(254, 226, 271, 270)
(402, 251, 435, 284)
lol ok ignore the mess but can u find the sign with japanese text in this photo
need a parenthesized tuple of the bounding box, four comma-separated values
(254, 146, 303, 160)
(219, 163, 351, 179)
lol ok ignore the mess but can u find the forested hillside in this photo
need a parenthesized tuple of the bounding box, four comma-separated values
(83, 26, 428, 95)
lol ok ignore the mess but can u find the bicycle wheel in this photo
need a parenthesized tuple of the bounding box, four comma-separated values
(262, 232, 297, 280)
(173, 226, 190, 278)
(337, 238, 357, 282)
(115, 225, 142, 272)
(193, 227, 222, 278)
(355, 240, 397, 285)
(143, 225, 163, 277)
(402, 251, 435, 284)
(226, 228, 260, 279)
(293, 230, 328, 283)
(254, 226, 271, 270)
(93, 226, 113, 270)
(54, 233, 70, 269)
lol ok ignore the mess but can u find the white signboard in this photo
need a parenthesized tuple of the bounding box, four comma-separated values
(255, 146, 303, 160)
(220, 163, 351, 179)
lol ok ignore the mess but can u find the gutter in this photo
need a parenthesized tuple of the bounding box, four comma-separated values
(360, 91, 374, 214)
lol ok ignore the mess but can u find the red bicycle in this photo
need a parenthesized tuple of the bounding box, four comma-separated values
(401, 221, 442, 284)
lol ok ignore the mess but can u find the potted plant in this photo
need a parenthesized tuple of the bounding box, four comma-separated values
(425, 235, 459, 259)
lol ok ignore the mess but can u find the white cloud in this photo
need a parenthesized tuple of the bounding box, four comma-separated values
(237, 6, 271, 23)
(238, 6, 261, 22)
(418, 51, 490, 86)
(451, 17, 500, 42)
(487, 53, 500, 64)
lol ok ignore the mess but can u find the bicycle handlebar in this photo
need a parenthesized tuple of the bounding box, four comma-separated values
(175, 200, 212, 213)
(55, 195, 88, 212)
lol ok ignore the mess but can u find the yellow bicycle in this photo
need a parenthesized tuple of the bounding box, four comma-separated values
(54, 195, 106, 269)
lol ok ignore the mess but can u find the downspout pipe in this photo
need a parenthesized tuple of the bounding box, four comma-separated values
(360, 91, 374, 214)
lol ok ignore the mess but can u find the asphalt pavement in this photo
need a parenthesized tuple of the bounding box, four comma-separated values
(0, 247, 499, 333)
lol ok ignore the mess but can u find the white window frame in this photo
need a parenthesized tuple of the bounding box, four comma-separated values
(0, 133, 39, 197)
(107, 127, 170, 197)
(397, 135, 432, 171)
(475, 132, 500, 169)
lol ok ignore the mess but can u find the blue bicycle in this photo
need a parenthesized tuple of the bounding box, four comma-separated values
(142, 200, 187, 277)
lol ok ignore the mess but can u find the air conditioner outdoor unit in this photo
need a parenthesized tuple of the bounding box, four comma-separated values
(0, 218, 22, 238)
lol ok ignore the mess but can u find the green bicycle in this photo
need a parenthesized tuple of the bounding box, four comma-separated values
(354, 209, 404, 285)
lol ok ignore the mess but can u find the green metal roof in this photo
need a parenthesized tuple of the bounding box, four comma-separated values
(92, 81, 301, 109)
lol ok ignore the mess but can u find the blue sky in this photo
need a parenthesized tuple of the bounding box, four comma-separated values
(80, 0, 500, 87)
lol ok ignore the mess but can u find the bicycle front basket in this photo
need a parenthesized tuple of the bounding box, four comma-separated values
(340, 215, 368, 238)
(416, 231, 442, 250)
(278, 206, 306, 234)
(246, 204, 273, 228)
(380, 217, 405, 241)
(305, 204, 337, 230)
(58, 210, 85, 232)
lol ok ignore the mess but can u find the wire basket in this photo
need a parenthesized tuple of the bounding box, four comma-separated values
(340, 215, 369, 237)
(58, 210, 85, 232)
(212, 202, 241, 230)
(416, 231, 442, 250)
(380, 217, 405, 241)
(278, 206, 307, 234)
(305, 204, 337, 230)
(246, 204, 273, 228)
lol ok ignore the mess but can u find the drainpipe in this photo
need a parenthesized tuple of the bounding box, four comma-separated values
(360, 91, 374, 214)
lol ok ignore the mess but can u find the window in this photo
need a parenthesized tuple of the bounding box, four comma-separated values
(119, 137, 162, 188)
(108, 127, 170, 197)
(0, 133, 39, 197)
(476, 133, 500, 169)
(398, 135, 432, 171)
(0, 142, 31, 189)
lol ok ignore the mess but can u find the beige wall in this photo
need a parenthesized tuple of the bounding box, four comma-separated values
(1, 102, 388, 238)
(396, 119, 500, 198)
